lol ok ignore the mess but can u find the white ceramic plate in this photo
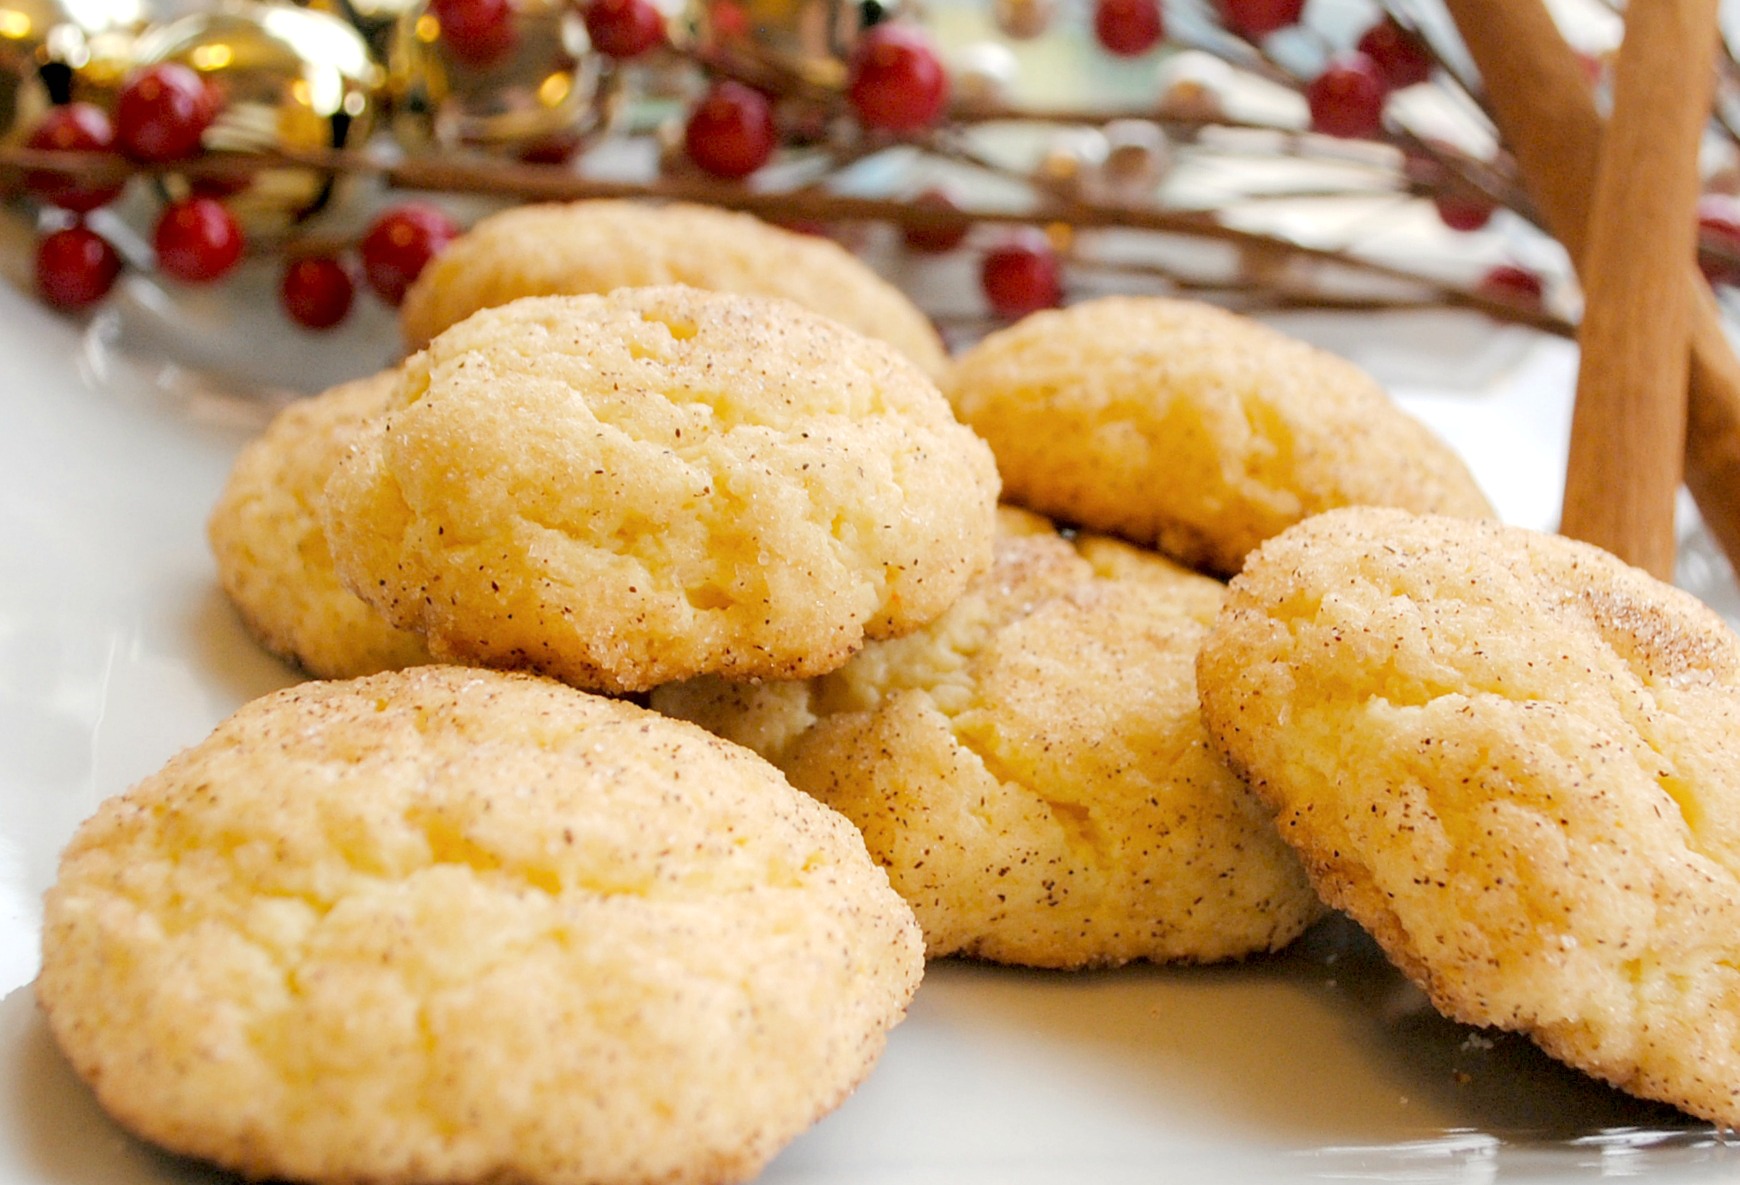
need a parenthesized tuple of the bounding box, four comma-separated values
(2, 267, 1738, 1185)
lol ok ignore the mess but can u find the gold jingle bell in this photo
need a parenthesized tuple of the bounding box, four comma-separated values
(129, 1, 381, 238)
(295, 0, 420, 64)
(386, 0, 617, 158)
(680, 0, 908, 88)
(0, 0, 144, 141)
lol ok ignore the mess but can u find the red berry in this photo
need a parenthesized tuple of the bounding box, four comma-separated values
(23, 103, 125, 213)
(1214, 0, 1305, 38)
(708, 0, 748, 40)
(847, 24, 949, 133)
(1478, 263, 1544, 306)
(360, 202, 459, 305)
(36, 224, 123, 310)
(902, 188, 971, 254)
(1307, 53, 1388, 139)
(116, 63, 213, 162)
(1698, 195, 1740, 286)
(1093, 0, 1163, 57)
(684, 81, 777, 178)
(1356, 16, 1432, 89)
(1433, 188, 1495, 232)
(280, 256, 356, 329)
(430, 0, 518, 67)
(981, 230, 1062, 319)
(584, 0, 665, 59)
(153, 196, 244, 282)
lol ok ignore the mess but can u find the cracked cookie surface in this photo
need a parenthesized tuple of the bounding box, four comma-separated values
(399, 199, 949, 379)
(324, 286, 998, 693)
(1196, 507, 1740, 1126)
(945, 296, 1492, 576)
(654, 507, 1321, 968)
(38, 665, 923, 1185)
(207, 370, 430, 678)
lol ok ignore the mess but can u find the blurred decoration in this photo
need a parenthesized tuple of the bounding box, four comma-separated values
(683, 0, 905, 88)
(130, 2, 380, 235)
(991, 0, 1056, 40)
(300, 0, 419, 61)
(0, 0, 144, 139)
(385, 0, 618, 156)
(0, 0, 1725, 341)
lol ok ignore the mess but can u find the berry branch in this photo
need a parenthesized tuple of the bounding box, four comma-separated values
(0, 0, 1731, 339)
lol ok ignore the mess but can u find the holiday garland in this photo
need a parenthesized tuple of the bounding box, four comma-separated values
(4, 0, 1710, 332)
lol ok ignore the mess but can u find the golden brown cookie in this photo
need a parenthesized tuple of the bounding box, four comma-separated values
(207, 370, 431, 679)
(654, 508, 1321, 968)
(39, 665, 923, 1185)
(1197, 507, 1740, 1126)
(399, 199, 949, 378)
(945, 296, 1493, 576)
(324, 286, 998, 694)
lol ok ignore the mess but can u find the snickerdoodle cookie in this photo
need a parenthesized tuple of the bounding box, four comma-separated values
(323, 286, 998, 694)
(399, 199, 949, 378)
(945, 297, 1492, 576)
(207, 370, 431, 678)
(1197, 507, 1740, 1125)
(654, 507, 1321, 968)
(39, 665, 923, 1185)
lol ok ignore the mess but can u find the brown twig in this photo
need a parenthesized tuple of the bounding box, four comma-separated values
(1, 137, 1572, 334)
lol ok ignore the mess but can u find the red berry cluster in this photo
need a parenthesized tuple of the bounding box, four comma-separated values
(23, 60, 458, 328)
(1090, 0, 1307, 55)
(681, 21, 950, 182)
(16, 0, 1575, 332)
(1304, 15, 1436, 141)
(1083, 6, 1433, 182)
(1077, 3, 1508, 313)
(414, 0, 665, 74)
(1043, 3, 1553, 316)
(25, 62, 239, 311)
(277, 203, 461, 330)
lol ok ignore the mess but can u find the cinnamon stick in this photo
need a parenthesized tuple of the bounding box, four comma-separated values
(1443, 0, 1740, 572)
(1558, 0, 1716, 577)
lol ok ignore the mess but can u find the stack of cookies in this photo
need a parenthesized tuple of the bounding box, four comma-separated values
(52, 215, 991, 1185)
(39, 197, 1740, 1185)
